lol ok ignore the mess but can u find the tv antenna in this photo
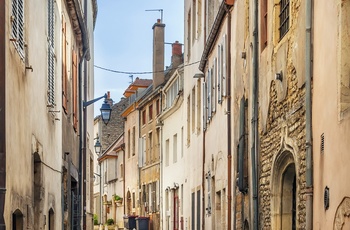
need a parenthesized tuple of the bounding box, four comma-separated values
(145, 9, 163, 23)
(129, 75, 134, 83)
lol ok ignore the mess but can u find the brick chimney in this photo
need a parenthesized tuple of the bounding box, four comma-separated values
(171, 41, 183, 69)
(152, 19, 165, 89)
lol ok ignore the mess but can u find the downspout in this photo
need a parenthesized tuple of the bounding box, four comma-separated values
(121, 143, 126, 215)
(79, 49, 87, 230)
(251, 0, 259, 229)
(0, 0, 5, 228)
(227, 8, 232, 230)
(305, 0, 313, 229)
(201, 115, 206, 230)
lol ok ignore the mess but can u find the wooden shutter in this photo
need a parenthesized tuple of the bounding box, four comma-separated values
(212, 59, 217, 113)
(72, 51, 78, 131)
(207, 69, 212, 120)
(62, 17, 68, 112)
(202, 82, 207, 131)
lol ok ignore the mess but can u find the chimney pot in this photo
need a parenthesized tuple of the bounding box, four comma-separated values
(107, 91, 110, 99)
(172, 41, 182, 56)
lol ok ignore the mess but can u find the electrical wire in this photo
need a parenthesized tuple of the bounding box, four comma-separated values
(94, 60, 201, 75)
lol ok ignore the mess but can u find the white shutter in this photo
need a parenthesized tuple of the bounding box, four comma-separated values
(212, 59, 217, 113)
(222, 34, 227, 97)
(218, 45, 222, 104)
(202, 82, 207, 131)
(207, 69, 212, 120)
(138, 137, 143, 167)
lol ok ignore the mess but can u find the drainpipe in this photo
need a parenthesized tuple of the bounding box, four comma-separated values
(227, 8, 232, 230)
(305, 0, 313, 229)
(0, 0, 5, 228)
(201, 127, 206, 230)
(251, 0, 259, 229)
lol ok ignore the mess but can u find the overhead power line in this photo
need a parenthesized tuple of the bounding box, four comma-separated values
(94, 60, 201, 75)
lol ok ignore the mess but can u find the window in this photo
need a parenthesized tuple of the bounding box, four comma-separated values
(279, 0, 290, 40)
(207, 68, 212, 120)
(218, 45, 222, 103)
(165, 139, 169, 166)
(197, 80, 201, 131)
(128, 129, 131, 158)
(202, 82, 207, 130)
(166, 77, 180, 108)
(187, 95, 191, 145)
(212, 59, 217, 113)
(187, 9, 191, 59)
(72, 51, 78, 131)
(192, 87, 196, 133)
(12, 209, 24, 230)
(120, 164, 124, 179)
(192, 0, 196, 43)
(149, 104, 153, 121)
(197, 190, 201, 230)
(11, 0, 24, 57)
(148, 132, 153, 163)
(62, 16, 68, 113)
(132, 192, 136, 209)
(47, 0, 55, 106)
(49, 209, 54, 230)
(261, 0, 268, 50)
(156, 99, 160, 115)
(132, 126, 136, 156)
(191, 192, 195, 230)
(142, 110, 146, 125)
(173, 134, 178, 163)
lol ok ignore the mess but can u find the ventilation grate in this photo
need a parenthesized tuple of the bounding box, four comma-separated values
(324, 186, 330, 210)
(320, 133, 325, 154)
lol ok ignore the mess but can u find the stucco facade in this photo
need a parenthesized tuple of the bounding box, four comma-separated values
(1, 0, 96, 229)
(313, 0, 350, 229)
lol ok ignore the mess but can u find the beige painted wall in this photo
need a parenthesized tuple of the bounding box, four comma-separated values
(313, 0, 350, 229)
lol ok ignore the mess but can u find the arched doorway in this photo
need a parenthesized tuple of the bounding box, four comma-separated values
(12, 209, 23, 230)
(271, 151, 297, 230)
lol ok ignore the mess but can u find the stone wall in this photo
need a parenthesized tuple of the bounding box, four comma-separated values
(259, 73, 307, 229)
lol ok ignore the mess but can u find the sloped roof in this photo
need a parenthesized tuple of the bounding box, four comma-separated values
(123, 77, 153, 97)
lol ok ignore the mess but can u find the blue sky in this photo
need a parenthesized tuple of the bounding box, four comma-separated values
(93, 1, 184, 116)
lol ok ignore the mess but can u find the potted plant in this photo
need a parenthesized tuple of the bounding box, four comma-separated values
(113, 194, 123, 204)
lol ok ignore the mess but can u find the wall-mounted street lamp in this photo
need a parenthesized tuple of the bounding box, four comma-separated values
(94, 136, 103, 227)
(83, 93, 112, 125)
(80, 92, 111, 230)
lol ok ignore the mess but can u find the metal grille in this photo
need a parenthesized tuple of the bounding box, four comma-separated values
(47, 0, 55, 106)
(11, 0, 24, 55)
(320, 133, 325, 154)
(279, 0, 290, 39)
(71, 193, 81, 229)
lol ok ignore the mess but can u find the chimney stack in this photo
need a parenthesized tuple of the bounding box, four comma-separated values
(171, 41, 183, 69)
(152, 19, 165, 89)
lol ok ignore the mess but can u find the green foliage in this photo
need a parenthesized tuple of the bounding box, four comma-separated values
(93, 214, 98, 225)
(106, 218, 114, 225)
(113, 194, 122, 201)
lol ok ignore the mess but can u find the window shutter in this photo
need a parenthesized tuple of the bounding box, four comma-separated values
(218, 45, 222, 104)
(238, 96, 248, 193)
(202, 82, 207, 131)
(212, 59, 217, 113)
(62, 23, 67, 106)
(62, 17, 68, 112)
(138, 137, 143, 167)
(11, 0, 24, 56)
(47, 0, 55, 106)
(222, 34, 227, 97)
(207, 69, 212, 120)
(72, 51, 78, 131)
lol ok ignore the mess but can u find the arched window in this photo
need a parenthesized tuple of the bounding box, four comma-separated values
(271, 151, 297, 230)
(49, 208, 55, 230)
(12, 209, 23, 230)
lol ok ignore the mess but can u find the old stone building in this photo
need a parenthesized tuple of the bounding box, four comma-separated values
(1, 0, 97, 229)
